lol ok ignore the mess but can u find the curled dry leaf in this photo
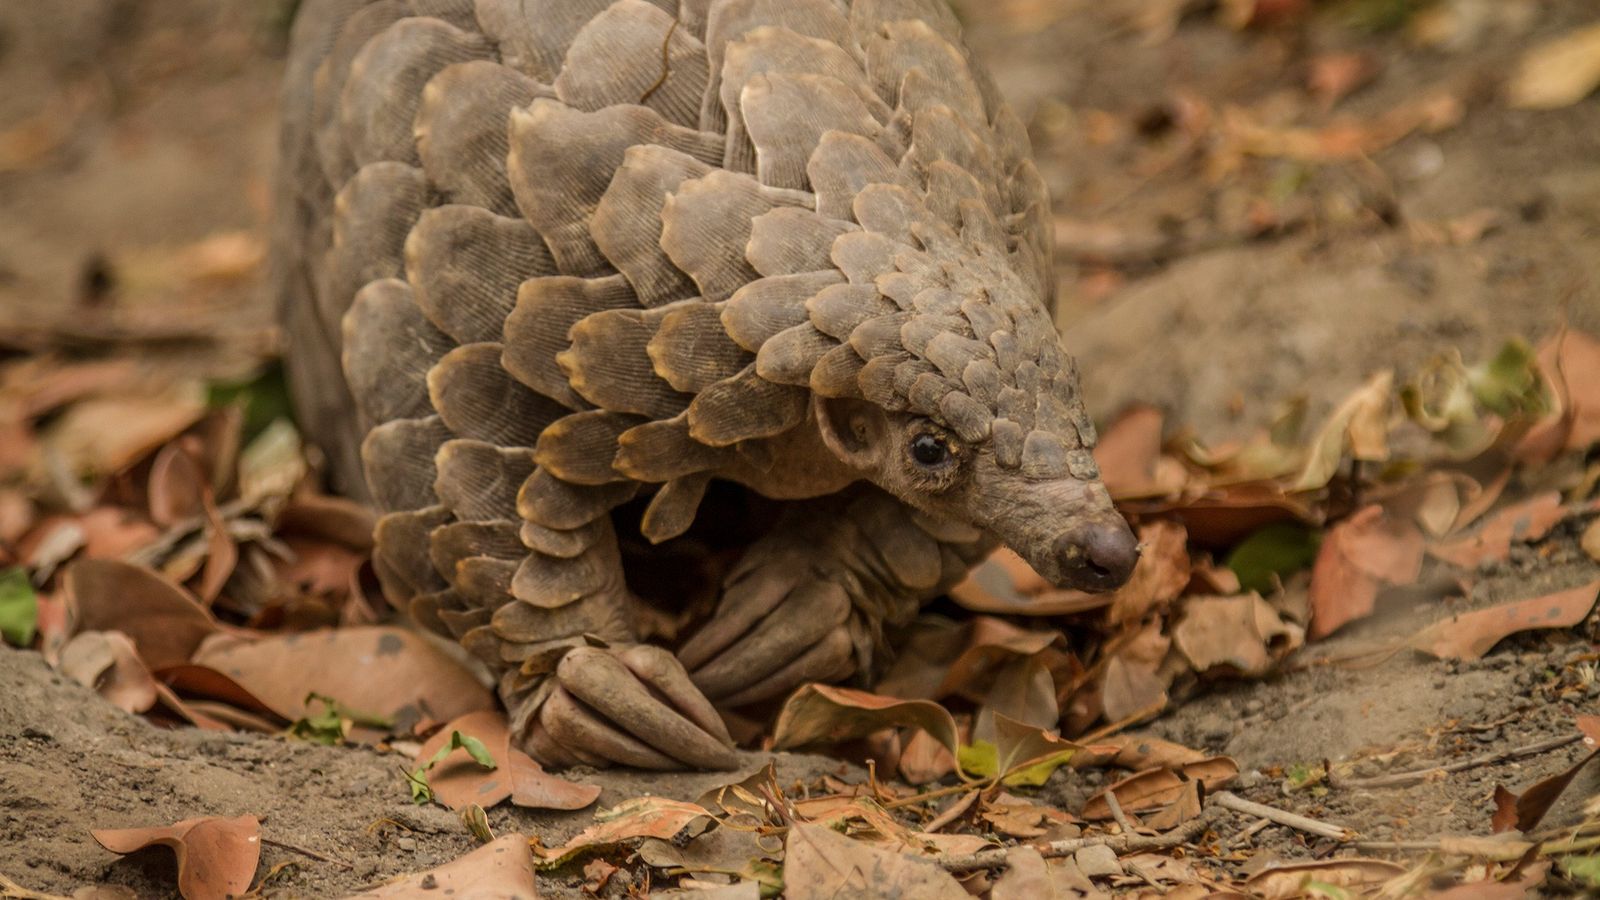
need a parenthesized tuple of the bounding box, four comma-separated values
(1427, 492, 1567, 569)
(347, 833, 537, 898)
(189, 626, 493, 729)
(782, 823, 967, 900)
(58, 630, 158, 714)
(1518, 330, 1600, 463)
(1295, 371, 1393, 491)
(1097, 619, 1172, 723)
(1093, 405, 1187, 499)
(1081, 757, 1238, 820)
(1409, 579, 1600, 661)
(1583, 518, 1600, 564)
(1244, 858, 1407, 900)
(1072, 733, 1209, 771)
(537, 797, 712, 865)
(771, 684, 962, 764)
(91, 815, 260, 900)
(1493, 717, 1600, 834)
(66, 559, 218, 670)
(1308, 504, 1424, 639)
(40, 383, 208, 480)
(1172, 593, 1303, 676)
(416, 710, 599, 812)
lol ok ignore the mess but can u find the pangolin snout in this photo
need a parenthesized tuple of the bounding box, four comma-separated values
(1051, 517, 1140, 592)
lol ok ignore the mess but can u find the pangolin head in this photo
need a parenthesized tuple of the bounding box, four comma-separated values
(804, 189, 1139, 592)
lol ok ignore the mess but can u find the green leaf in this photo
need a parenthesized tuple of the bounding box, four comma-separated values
(956, 741, 999, 779)
(207, 363, 294, 443)
(1002, 750, 1075, 787)
(407, 730, 498, 805)
(286, 692, 393, 745)
(1470, 337, 1546, 416)
(1226, 523, 1320, 594)
(1564, 854, 1600, 888)
(0, 568, 38, 647)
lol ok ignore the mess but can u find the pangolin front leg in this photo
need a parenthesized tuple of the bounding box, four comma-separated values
(678, 489, 993, 707)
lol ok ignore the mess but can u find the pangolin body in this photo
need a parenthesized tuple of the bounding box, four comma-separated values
(275, 0, 1139, 769)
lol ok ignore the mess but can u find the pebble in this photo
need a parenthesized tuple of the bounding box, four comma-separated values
(395, 837, 417, 852)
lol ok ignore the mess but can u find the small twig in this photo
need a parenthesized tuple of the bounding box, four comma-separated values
(937, 811, 1214, 873)
(0, 873, 71, 900)
(1224, 816, 1273, 851)
(1353, 833, 1600, 861)
(1211, 791, 1353, 841)
(1102, 788, 1137, 837)
(1338, 733, 1582, 790)
(1080, 698, 1167, 744)
(260, 836, 353, 870)
(1125, 858, 1168, 894)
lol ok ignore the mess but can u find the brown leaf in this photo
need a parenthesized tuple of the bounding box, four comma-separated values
(1172, 593, 1303, 676)
(416, 710, 599, 812)
(147, 442, 206, 527)
(66, 559, 218, 670)
(1244, 858, 1407, 900)
(1309, 504, 1424, 639)
(1098, 620, 1171, 722)
(1071, 733, 1209, 771)
(1585, 519, 1600, 564)
(1081, 757, 1238, 819)
(771, 684, 962, 764)
(989, 847, 1052, 900)
(92, 815, 260, 900)
(1491, 715, 1600, 833)
(1308, 52, 1377, 110)
(1295, 371, 1393, 491)
(1428, 492, 1568, 569)
(1409, 580, 1600, 660)
(782, 823, 967, 900)
(538, 797, 711, 864)
(58, 631, 159, 714)
(1093, 405, 1186, 498)
(195, 496, 236, 606)
(1506, 24, 1600, 109)
(189, 626, 493, 728)
(1107, 520, 1192, 625)
(1517, 330, 1600, 462)
(347, 833, 537, 898)
(275, 493, 376, 551)
(41, 384, 208, 478)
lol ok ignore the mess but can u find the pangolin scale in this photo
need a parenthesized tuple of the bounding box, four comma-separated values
(275, 0, 1139, 770)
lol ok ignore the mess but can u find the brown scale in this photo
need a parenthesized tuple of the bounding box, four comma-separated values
(274, 0, 1139, 771)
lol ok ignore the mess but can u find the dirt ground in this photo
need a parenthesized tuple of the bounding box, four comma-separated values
(2, 0, 1599, 897)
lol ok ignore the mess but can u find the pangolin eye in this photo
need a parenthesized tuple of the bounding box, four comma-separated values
(909, 434, 951, 467)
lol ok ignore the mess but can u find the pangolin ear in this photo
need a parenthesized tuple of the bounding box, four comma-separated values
(813, 394, 887, 471)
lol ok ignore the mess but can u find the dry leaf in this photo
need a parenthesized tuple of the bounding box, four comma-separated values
(539, 797, 712, 864)
(1098, 620, 1172, 722)
(65, 559, 218, 670)
(782, 823, 967, 900)
(1492, 717, 1600, 833)
(58, 631, 159, 714)
(1518, 330, 1600, 461)
(190, 626, 493, 728)
(1172, 593, 1303, 676)
(416, 710, 600, 812)
(1506, 24, 1600, 109)
(1583, 519, 1600, 563)
(1309, 504, 1424, 639)
(1093, 405, 1186, 498)
(40, 384, 208, 479)
(1410, 580, 1600, 660)
(92, 815, 260, 900)
(348, 833, 537, 898)
(1245, 858, 1407, 899)
(771, 684, 962, 764)
(147, 443, 206, 526)
(1081, 757, 1238, 819)
(990, 847, 1052, 900)
(1428, 492, 1567, 569)
(1295, 371, 1393, 491)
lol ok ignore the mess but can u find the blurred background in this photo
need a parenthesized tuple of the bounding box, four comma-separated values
(0, 0, 1595, 443)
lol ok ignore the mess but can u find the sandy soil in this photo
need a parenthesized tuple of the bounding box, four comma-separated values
(2, 0, 1598, 896)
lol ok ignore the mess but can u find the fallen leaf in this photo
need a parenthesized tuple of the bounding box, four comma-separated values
(189, 626, 493, 729)
(1491, 715, 1600, 832)
(1518, 330, 1600, 461)
(1071, 733, 1210, 771)
(59, 631, 159, 714)
(1295, 371, 1393, 491)
(539, 797, 712, 865)
(1107, 520, 1192, 624)
(771, 684, 962, 766)
(1507, 24, 1600, 109)
(1093, 405, 1186, 498)
(782, 823, 967, 900)
(1309, 504, 1424, 639)
(92, 815, 260, 900)
(0, 566, 38, 646)
(1081, 757, 1238, 819)
(638, 827, 776, 888)
(1428, 492, 1568, 569)
(147, 443, 206, 526)
(988, 847, 1052, 900)
(1308, 51, 1377, 109)
(1098, 619, 1171, 722)
(347, 833, 537, 898)
(412, 710, 599, 812)
(1172, 593, 1303, 676)
(1584, 519, 1600, 563)
(1410, 580, 1600, 660)
(40, 384, 208, 479)
(1226, 522, 1320, 594)
(65, 560, 218, 669)
(1245, 858, 1407, 900)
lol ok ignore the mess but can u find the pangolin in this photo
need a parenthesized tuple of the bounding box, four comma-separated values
(274, 0, 1140, 770)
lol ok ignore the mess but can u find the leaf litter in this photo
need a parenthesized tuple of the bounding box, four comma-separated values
(3, 3, 1600, 898)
